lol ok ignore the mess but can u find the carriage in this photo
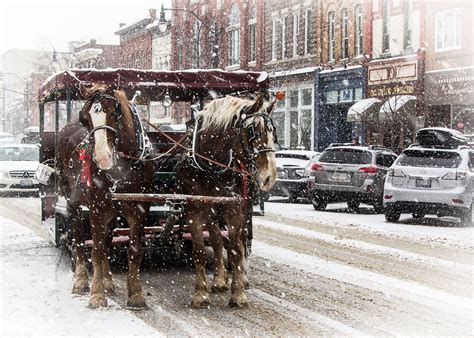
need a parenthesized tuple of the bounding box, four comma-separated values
(37, 68, 270, 259)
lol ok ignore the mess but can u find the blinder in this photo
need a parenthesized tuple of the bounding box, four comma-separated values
(240, 112, 276, 159)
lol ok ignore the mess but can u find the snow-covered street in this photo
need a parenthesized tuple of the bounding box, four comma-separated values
(1, 196, 473, 336)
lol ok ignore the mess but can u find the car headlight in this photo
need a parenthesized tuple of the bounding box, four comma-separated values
(0, 170, 9, 178)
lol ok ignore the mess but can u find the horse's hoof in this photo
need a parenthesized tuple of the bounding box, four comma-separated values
(72, 279, 90, 295)
(127, 293, 147, 309)
(103, 279, 115, 295)
(243, 278, 250, 290)
(211, 280, 229, 293)
(229, 293, 249, 308)
(88, 294, 107, 309)
(191, 294, 211, 308)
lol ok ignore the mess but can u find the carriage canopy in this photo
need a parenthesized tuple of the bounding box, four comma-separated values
(38, 68, 269, 103)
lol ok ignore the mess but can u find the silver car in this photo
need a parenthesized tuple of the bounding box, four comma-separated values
(308, 145, 397, 212)
(383, 145, 473, 225)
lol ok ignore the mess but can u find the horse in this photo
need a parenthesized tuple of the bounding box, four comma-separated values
(57, 84, 155, 309)
(175, 94, 277, 308)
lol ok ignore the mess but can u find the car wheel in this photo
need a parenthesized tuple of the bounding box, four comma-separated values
(460, 207, 472, 227)
(412, 212, 425, 219)
(261, 191, 270, 202)
(312, 197, 327, 210)
(385, 211, 401, 222)
(347, 199, 360, 210)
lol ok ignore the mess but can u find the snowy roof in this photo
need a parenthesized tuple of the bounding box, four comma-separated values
(270, 67, 319, 78)
(38, 68, 270, 103)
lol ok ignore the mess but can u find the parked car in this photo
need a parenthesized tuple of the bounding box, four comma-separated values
(268, 149, 320, 202)
(383, 145, 473, 226)
(308, 144, 398, 212)
(0, 144, 40, 195)
(0, 132, 15, 144)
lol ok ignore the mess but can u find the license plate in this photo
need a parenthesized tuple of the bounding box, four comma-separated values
(416, 178, 431, 188)
(331, 172, 350, 182)
(20, 179, 33, 187)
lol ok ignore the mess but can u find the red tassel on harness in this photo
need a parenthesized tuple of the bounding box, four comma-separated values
(78, 147, 92, 187)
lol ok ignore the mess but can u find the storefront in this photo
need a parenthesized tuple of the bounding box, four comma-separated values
(424, 67, 474, 135)
(365, 53, 424, 151)
(314, 66, 365, 151)
(270, 68, 316, 150)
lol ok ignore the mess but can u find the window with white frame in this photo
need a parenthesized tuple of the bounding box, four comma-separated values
(341, 8, 349, 59)
(271, 17, 278, 60)
(228, 3, 240, 66)
(248, 6, 257, 63)
(293, 11, 300, 57)
(355, 5, 363, 56)
(304, 8, 312, 55)
(282, 15, 288, 59)
(192, 20, 201, 68)
(382, 0, 390, 53)
(404, 0, 413, 50)
(328, 12, 335, 61)
(435, 8, 462, 51)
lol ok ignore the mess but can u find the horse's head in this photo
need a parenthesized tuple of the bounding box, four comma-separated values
(239, 94, 278, 191)
(79, 84, 121, 170)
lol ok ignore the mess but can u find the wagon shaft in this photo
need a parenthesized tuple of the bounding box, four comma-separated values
(109, 193, 240, 205)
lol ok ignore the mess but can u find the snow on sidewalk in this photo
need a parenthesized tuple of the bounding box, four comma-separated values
(0, 216, 160, 336)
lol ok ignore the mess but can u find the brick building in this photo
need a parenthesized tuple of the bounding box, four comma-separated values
(423, 0, 474, 135)
(73, 39, 120, 69)
(115, 9, 156, 69)
(314, 0, 366, 150)
(171, 0, 263, 71)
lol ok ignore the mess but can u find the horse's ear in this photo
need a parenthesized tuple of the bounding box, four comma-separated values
(247, 93, 265, 114)
(266, 99, 277, 115)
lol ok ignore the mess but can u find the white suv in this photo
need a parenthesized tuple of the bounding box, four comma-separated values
(383, 145, 473, 226)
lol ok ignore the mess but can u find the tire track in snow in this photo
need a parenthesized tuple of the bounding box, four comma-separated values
(254, 218, 472, 274)
(248, 288, 363, 336)
(252, 240, 472, 317)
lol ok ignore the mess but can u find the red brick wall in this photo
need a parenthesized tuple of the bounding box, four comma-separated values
(119, 31, 153, 69)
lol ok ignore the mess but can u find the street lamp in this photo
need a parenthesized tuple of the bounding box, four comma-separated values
(158, 6, 222, 69)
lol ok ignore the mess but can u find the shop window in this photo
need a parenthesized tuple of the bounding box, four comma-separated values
(290, 111, 299, 148)
(302, 88, 312, 106)
(289, 90, 298, 108)
(435, 8, 462, 51)
(192, 20, 201, 68)
(326, 90, 338, 104)
(272, 111, 285, 145)
(300, 109, 312, 150)
(354, 88, 363, 101)
(340, 88, 353, 102)
(404, 0, 413, 51)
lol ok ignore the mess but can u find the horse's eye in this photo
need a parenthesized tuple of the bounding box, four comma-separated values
(92, 102, 102, 113)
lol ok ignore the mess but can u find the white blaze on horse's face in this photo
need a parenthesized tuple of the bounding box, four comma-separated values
(89, 102, 114, 170)
(255, 118, 277, 191)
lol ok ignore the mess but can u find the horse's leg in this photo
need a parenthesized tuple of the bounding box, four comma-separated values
(88, 209, 110, 308)
(208, 220, 228, 293)
(71, 205, 89, 295)
(188, 209, 211, 308)
(224, 206, 248, 307)
(102, 222, 115, 295)
(124, 203, 147, 308)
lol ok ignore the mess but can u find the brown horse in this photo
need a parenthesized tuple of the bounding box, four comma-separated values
(176, 94, 277, 308)
(57, 84, 154, 309)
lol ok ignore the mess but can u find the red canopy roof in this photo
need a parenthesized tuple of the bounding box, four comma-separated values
(38, 68, 269, 103)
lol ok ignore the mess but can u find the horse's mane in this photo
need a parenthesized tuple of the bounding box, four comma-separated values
(114, 90, 134, 136)
(198, 96, 269, 131)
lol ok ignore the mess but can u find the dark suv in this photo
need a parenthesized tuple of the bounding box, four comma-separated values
(308, 144, 397, 212)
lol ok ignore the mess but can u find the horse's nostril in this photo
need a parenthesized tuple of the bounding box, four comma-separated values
(264, 176, 271, 186)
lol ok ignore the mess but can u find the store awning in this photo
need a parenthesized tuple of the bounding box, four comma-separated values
(347, 98, 382, 122)
(379, 95, 416, 120)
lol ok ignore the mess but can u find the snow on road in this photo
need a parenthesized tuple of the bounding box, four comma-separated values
(0, 216, 159, 336)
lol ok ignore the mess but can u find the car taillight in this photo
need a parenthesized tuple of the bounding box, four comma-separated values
(358, 166, 379, 174)
(388, 168, 405, 177)
(442, 171, 467, 180)
(310, 163, 323, 171)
